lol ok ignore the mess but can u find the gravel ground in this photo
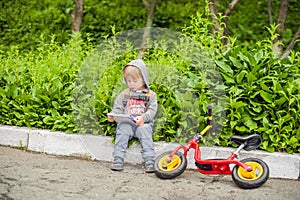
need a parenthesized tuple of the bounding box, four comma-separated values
(0, 146, 299, 200)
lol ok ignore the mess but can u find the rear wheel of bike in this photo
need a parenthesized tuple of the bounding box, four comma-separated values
(232, 158, 269, 189)
(154, 151, 187, 179)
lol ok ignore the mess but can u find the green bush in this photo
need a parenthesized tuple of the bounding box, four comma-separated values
(0, 14, 299, 154)
(72, 30, 224, 144)
(217, 46, 300, 153)
(184, 14, 300, 153)
(0, 34, 90, 132)
(0, 0, 73, 52)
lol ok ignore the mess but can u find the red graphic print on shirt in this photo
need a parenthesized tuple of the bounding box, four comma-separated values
(125, 98, 147, 115)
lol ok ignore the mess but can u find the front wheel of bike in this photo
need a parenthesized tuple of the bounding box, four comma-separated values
(154, 151, 187, 179)
(232, 158, 269, 189)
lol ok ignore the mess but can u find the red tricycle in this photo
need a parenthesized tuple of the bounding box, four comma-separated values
(154, 104, 269, 189)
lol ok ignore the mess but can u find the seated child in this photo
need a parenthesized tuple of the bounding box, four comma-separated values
(108, 59, 157, 173)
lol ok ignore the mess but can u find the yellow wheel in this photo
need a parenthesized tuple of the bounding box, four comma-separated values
(232, 158, 269, 189)
(154, 151, 187, 179)
(157, 154, 182, 171)
(237, 161, 263, 180)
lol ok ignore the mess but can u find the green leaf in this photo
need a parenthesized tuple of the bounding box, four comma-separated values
(262, 141, 268, 149)
(262, 117, 270, 128)
(236, 70, 247, 84)
(9, 85, 19, 98)
(260, 82, 272, 93)
(273, 80, 283, 92)
(229, 56, 242, 68)
(252, 105, 262, 113)
(52, 101, 60, 109)
(215, 60, 233, 75)
(246, 72, 257, 82)
(221, 73, 235, 84)
(296, 128, 300, 140)
(236, 126, 247, 132)
(253, 112, 268, 120)
(0, 87, 6, 98)
(243, 119, 257, 129)
(254, 49, 264, 62)
(43, 116, 54, 124)
(39, 95, 51, 103)
(266, 146, 275, 152)
(230, 120, 238, 128)
(231, 101, 246, 109)
(275, 97, 287, 107)
(257, 127, 267, 133)
(13, 111, 22, 119)
(260, 91, 273, 103)
(288, 136, 298, 145)
(238, 52, 250, 64)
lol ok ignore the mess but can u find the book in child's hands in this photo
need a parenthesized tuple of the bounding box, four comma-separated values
(107, 113, 137, 124)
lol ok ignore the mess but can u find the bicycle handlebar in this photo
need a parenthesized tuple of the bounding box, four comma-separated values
(194, 104, 214, 138)
(206, 104, 214, 117)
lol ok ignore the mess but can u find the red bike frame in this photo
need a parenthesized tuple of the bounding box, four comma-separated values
(166, 138, 252, 175)
(165, 111, 253, 175)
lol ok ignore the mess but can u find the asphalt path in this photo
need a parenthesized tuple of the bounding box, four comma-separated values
(0, 146, 299, 200)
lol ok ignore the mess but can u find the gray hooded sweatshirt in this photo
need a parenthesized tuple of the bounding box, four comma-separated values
(111, 59, 158, 123)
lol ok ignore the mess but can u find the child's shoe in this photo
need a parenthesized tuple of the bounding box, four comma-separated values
(111, 157, 124, 171)
(144, 159, 154, 173)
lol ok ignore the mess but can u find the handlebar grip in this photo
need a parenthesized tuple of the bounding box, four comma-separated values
(206, 104, 214, 110)
(206, 104, 214, 116)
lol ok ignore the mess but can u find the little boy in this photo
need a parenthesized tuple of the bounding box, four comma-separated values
(108, 59, 158, 173)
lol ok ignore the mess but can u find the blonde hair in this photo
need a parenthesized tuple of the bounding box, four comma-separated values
(124, 66, 142, 80)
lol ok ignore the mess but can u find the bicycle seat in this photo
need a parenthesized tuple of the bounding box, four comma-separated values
(230, 134, 262, 151)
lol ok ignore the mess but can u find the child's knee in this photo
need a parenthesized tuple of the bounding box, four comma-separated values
(116, 123, 134, 137)
(136, 124, 152, 134)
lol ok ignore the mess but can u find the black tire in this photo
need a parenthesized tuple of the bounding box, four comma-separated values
(154, 151, 187, 179)
(232, 158, 269, 189)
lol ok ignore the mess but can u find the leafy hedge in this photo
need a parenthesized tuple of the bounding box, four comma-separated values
(2, 0, 299, 54)
(184, 14, 300, 154)
(218, 47, 300, 153)
(0, 0, 204, 53)
(0, 17, 299, 154)
(72, 29, 226, 146)
(0, 35, 89, 132)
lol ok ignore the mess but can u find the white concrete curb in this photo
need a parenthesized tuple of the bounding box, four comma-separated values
(0, 125, 299, 180)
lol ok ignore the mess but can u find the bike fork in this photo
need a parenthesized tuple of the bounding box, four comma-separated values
(166, 145, 189, 163)
(231, 143, 253, 172)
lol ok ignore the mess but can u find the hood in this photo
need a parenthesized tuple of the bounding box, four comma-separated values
(122, 59, 150, 90)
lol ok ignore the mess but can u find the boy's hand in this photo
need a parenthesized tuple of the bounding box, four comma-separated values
(107, 115, 115, 122)
(135, 116, 144, 126)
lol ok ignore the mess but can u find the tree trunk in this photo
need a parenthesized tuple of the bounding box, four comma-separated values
(138, 0, 157, 59)
(208, 0, 239, 46)
(282, 25, 300, 58)
(208, 0, 220, 37)
(223, 0, 240, 45)
(268, 0, 273, 24)
(272, 0, 289, 56)
(71, 0, 84, 33)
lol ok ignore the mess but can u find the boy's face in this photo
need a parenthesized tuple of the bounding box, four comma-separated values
(126, 76, 145, 91)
